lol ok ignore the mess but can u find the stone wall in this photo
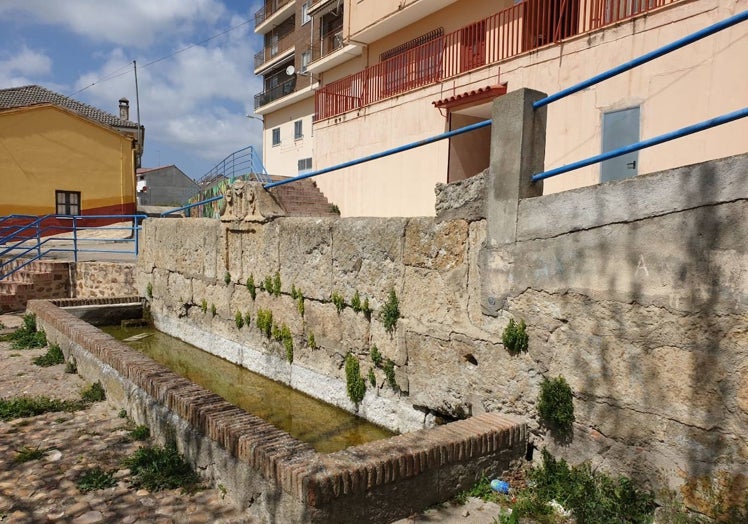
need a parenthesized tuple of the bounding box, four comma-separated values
(136, 151, 748, 508)
(73, 262, 137, 298)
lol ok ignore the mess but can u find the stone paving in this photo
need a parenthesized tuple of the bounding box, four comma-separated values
(0, 313, 254, 524)
(0, 312, 505, 523)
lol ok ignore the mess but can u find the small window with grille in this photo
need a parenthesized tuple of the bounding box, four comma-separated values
(297, 158, 312, 172)
(56, 190, 80, 215)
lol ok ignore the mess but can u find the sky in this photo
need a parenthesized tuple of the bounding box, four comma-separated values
(0, 0, 266, 181)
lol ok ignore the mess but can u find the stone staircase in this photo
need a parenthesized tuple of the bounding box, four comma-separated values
(0, 259, 71, 312)
(268, 177, 339, 217)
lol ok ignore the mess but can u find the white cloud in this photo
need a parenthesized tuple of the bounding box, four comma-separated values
(75, 17, 263, 165)
(0, 0, 228, 48)
(0, 45, 52, 86)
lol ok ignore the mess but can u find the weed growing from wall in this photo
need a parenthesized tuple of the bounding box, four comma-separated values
(234, 311, 244, 329)
(200, 299, 208, 313)
(383, 358, 398, 391)
(246, 274, 256, 300)
(329, 203, 340, 215)
(224, 271, 231, 285)
(345, 353, 366, 405)
(146, 282, 153, 299)
(210, 303, 217, 317)
(538, 375, 575, 437)
(281, 324, 293, 363)
(307, 332, 317, 350)
(351, 290, 362, 312)
(256, 309, 273, 338)
(272, 323, 282, 341)
(297, 294, 305, 318)
(273, 271, 282, 297)
(362, 297, 372, 321)
(380, 289, 400, 334)
(244, 311, 251, 327)
(331, 291, 345, 313)
(370, 345, 382, 367)
(291, 284, 299, 299)
(502, 318, 529, 355)
(368, 368, 376, 387)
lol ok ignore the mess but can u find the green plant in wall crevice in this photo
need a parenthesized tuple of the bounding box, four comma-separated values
(281, 323, 293, 364)
(383, 358, 398, 391)
(307, 332, 317, 350)
(297, 292, 305, 318)
(146, 282, 153, 299)
(331, 291, 345, 314)
(380, 288, 400, 334)
(272, 271, 282, 297)
(210, 303, 217, 317)
(200, 299, 207, 313)
(234, 311, 244, 329)
(246, 274, 256, 300)
(362, 297, 372, 321)
(345, 353, 366, 405)
(370, 345, 382, 367)
(351, 290, 362, 312)
(502, 318, 529, 355)
(224, 271, 231, 285)
(537, 375, 575, 438)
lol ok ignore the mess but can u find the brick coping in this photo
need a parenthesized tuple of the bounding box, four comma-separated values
(28, 297, 526, 517)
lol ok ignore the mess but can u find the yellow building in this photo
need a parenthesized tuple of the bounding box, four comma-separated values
(0, 85, 143, 219)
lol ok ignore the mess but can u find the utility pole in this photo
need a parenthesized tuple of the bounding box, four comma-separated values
(133, 60, 143, 167)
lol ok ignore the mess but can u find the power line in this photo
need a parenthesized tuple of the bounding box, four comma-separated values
(68, 17, 252, 97)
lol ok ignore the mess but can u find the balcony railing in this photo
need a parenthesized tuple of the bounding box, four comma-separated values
(315, 0, 678, 120)
(255, 0, 294, 28)
(254, 30, 296, 70)
(255, 77, 297, 109)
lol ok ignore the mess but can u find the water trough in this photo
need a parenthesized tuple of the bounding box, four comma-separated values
(29, 297, 527, 523)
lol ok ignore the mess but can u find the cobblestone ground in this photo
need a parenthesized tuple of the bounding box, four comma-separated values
(0, 313, 254, 524)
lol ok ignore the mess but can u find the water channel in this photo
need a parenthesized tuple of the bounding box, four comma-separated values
(103, 326, 394, 453)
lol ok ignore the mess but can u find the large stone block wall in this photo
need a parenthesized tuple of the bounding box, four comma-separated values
(136, 155, 748, 506)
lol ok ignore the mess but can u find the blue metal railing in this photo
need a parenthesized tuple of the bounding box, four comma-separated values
(160, 195, 223, 217)
(532, 9, 748, 181)
(0, 214, 147, 281)
(196, 145, 269, 187)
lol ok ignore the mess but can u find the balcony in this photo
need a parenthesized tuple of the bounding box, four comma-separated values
(254, 30, 296, 73)
(315, 0, 680, 120)
(255, 0, 295, 35)
(255, 77, 297, 110)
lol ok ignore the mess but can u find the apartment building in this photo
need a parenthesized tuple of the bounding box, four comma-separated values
(255, 0, 748, 216)
(253, 0, 317, 180)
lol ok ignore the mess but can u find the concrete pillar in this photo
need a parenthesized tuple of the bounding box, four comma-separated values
(486, 88, 546, 246)
(480, 88, 547, 316)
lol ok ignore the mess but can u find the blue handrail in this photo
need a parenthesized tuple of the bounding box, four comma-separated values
(0, 214, 147, 280)
(160, 195, 224, 217)
(532, 107, 748, 181)
(264, 120, 491, 189)
(534, 10, 748, 109)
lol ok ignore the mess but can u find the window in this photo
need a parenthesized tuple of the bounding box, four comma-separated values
(56, 190, 80, 215)
(294, 120, 303, 140)
(298, 158, 312, 172)
(301, 2, 311, 25)
(300, 50, 312, 73)
(272, 127, 281, 146)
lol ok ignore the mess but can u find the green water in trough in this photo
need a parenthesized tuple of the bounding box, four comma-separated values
(103, 326, 394, 453)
